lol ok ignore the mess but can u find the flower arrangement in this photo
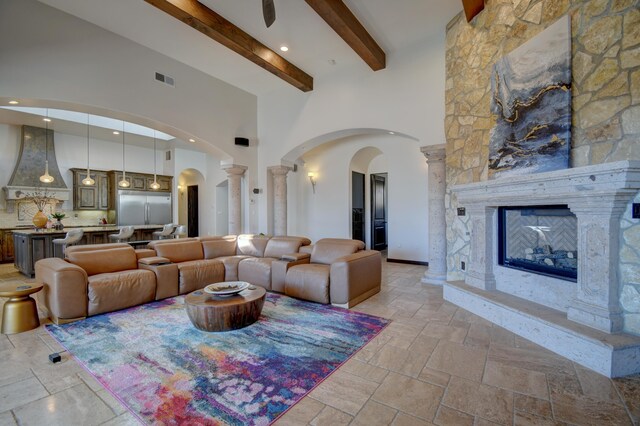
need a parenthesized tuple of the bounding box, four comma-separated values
(18, 189, 57, 212)
(51, 212, 66, 220)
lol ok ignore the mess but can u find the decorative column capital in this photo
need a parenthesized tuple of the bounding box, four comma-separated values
(268, 165, 292, 177)
(222, 164, 248, 176)
(420, 144, 446, 163)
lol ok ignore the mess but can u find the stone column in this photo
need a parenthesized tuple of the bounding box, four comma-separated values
(464, 204, 497, 291)
(567, 201, 627, 333)
(421, 144, 448, 285)
(222, 164, 247, 235)
(268, 165, 292, 236)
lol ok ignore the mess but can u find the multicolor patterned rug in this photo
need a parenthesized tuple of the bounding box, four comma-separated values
(46, 293, 388, 425)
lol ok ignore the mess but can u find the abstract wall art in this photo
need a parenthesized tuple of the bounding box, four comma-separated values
(488, 15, 571, 179)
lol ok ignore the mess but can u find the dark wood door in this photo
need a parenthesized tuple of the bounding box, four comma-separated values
(188, 185, 199, 238)
(352, 171, 365, 242)
(371, 174, 387, 250)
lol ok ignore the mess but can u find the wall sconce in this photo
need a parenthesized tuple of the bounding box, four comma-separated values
(308, 172, 317, 193)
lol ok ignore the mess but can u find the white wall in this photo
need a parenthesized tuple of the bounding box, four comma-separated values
(256, 32, 446, 251)
(294, 135, 429, 262)
(0, 0, 258, 232)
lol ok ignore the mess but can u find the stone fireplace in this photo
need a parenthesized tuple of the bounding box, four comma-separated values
(445, 161, 640, 377)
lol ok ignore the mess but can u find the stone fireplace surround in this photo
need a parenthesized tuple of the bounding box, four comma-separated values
(446, 161, 640, 377)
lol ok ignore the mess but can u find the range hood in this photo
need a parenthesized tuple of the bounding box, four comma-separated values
(3, 125, 70, 212)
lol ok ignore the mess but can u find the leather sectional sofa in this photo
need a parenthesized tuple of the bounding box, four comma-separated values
(35, 234, 381, 324)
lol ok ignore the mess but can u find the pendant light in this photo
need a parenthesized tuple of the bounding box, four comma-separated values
(149, 130, 161, 190)
(81, 113, 95, 186)
(39, 109, 54, 183)
(118, 121, 130, 188)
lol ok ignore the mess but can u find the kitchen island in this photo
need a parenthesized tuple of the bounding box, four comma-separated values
(12, 225, 164, 277)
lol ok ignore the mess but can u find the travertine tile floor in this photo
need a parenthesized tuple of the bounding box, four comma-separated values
(1, 261, 639, 425)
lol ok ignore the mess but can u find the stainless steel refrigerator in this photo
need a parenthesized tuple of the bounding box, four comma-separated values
(117, 191, 172, 226)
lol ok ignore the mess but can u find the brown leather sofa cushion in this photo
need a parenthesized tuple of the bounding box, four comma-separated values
(285, 264, 330, 304)
(310, 239, 364, 265)
(237, 234, 270, 257)
(264, 237, 306, 259)
(66, 246, 138, 276)
(177, 259, 225, 294)
(202, 238, 237, 259)
(238, 257, 275, 289)
(215, 255, 251, 281)
(87, 269, 155, 316)
(154, 240, 204, 263)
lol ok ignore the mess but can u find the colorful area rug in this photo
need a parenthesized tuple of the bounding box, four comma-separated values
(46, 293, 388, 425)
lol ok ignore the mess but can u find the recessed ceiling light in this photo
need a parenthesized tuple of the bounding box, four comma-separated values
(389, 131, 395, 135)
(8, 100, 18, 105)
(189, 138, 195, 143)
(113, 131, 120, 135)
(43, 118, 52, 122)
(280, 45, 289, 52)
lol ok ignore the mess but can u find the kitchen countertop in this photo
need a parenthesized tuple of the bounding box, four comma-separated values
(11, 224, 165, 235)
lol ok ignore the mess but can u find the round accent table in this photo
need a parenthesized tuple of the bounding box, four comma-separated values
(185, 285, 266, 332)
(0, 282, 43, 334)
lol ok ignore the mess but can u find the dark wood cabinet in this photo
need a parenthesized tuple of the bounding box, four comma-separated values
(0, 230, 15, 263)
(71, 169, 110, 210)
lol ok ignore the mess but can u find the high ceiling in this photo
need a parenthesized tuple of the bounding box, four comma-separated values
(37, 0, 463, 96)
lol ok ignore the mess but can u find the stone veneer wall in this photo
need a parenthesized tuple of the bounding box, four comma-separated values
(444, 0, 640, 334)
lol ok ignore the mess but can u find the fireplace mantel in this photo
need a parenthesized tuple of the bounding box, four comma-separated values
(445, 161, 640, 377)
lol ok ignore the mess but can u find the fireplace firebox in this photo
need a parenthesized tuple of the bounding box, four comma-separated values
(498, 205, 577, 281)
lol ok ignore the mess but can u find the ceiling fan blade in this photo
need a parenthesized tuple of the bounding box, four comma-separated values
(263, 0, 276, 28)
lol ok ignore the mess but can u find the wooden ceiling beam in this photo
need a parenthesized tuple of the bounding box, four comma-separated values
(144, 0, 313, 92)
(462, 0, 484, 23)
(304, 0, 386, 71)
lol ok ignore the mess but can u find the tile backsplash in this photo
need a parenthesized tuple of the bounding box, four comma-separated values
(0, 201, 107, 228)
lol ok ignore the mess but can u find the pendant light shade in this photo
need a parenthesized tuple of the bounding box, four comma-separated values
(118, 122, 130, 188)
(150, 130, 160, 190)
(39, 109, 54, 184)
(82, 113, 95, 186)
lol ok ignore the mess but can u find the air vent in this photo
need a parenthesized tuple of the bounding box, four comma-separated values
(155, 72, 175, 87)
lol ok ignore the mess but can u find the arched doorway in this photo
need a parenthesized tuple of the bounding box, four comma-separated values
(177, 168, 205, 237)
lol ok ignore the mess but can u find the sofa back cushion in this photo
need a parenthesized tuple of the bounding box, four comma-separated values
(264, 237, 308, 258)
(310, 239, 365, 265)
(237, 234, 270, 257)
(202, 237, 237, 259)
(66, 246, 138, 276)
(153, 240, 204, 263)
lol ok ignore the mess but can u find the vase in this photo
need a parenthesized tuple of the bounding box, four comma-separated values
(55, 219, 64, 231)
(32, 210, 48, 229)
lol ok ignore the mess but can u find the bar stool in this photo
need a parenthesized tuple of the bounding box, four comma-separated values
(108, 226, 135, 243)
(172, 225, 187, 239)
(152, 224, 175, 240)
(52, 229, 84, 258)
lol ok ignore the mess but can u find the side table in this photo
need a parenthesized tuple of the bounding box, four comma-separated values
(0, 282, 43, 334)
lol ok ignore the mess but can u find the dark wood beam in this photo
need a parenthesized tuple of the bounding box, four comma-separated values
(304, 0, 386, 71)
(144, 0, 313, 92)
(462, 0, 484, 23)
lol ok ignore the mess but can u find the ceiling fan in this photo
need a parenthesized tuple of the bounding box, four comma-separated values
(262, 0, 276, 27)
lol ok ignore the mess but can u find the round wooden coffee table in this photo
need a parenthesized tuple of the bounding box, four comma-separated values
(185, 284, 266, 332)
(0, 282, 43, 334)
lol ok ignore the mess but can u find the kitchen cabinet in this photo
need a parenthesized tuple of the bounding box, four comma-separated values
(71, 169, 109, 210)
(0, 230, 15, 263)
(146, 176, 173, 191)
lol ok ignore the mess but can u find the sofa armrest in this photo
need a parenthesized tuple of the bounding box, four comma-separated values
(329, 250, 381, 306)
(136, 249, 156, 260)
(281, 253, 311, 262)
(138, 256, 171, 266)
(138, 262, 179, 300)
(299, 245, 313, 255)
(35, 258, 88, 320)
(271, 255, 311, 293)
